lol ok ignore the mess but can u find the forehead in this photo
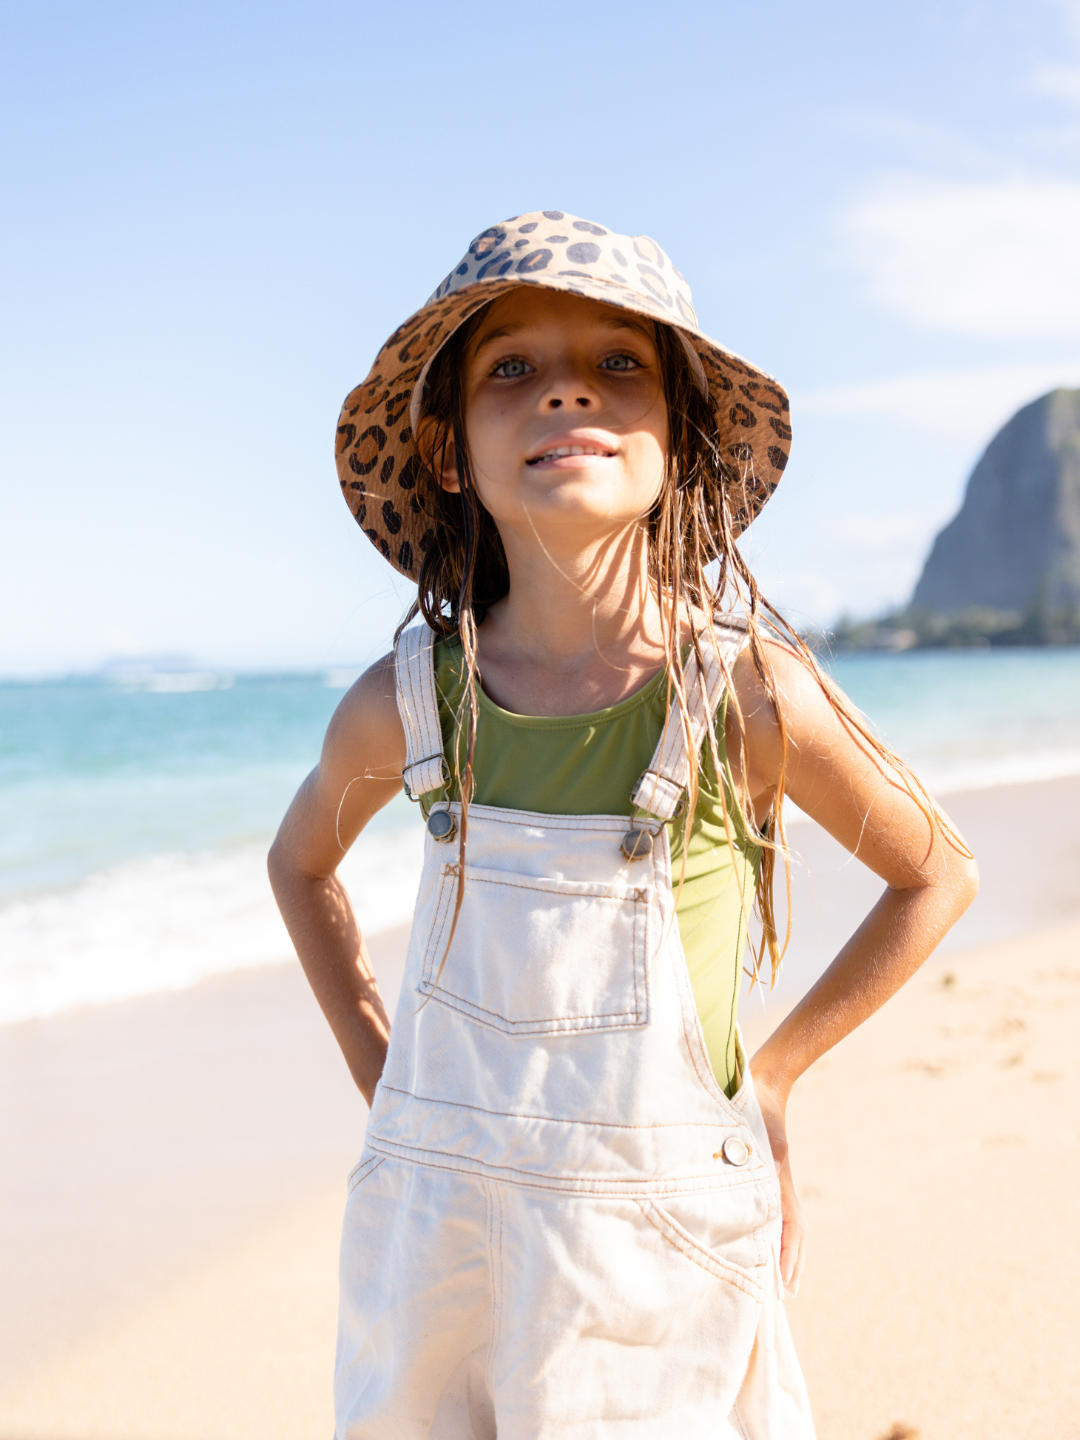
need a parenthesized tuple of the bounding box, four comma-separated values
(469, 287, 656, 352)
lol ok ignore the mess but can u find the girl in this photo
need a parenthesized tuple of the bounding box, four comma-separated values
(269, 211, 978, 1438)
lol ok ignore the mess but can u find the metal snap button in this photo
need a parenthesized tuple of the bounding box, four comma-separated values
(721, 1135, 750, 1167)
(427, 805, 456, 842)
(620, 828, 654, 861)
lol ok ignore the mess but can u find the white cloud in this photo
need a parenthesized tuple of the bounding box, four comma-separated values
(1027, 1, 1080, 104)
(796, 361, 1080, 445)
(1049, 0, 1080, 38)
(845, 175, 1080, 338)
(1030, 62, 1080, 104)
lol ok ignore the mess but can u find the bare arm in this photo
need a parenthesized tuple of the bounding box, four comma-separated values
(728, 641, 979, 1292)
(267, 653, 406, 1106)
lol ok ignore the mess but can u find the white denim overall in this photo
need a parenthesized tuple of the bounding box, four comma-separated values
(335, 624, 815, 1440)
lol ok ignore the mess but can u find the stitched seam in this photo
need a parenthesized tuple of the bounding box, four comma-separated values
(632, 900, 640, 1020)
(654, 830, 751, 1125)
(405, 628, 425, 761)
(638, 1201, 763, 1299)
(413, 628, 443, 788)
(731, 1399, 753, 1440)
(442, 805, 630, 832)
(637, 646, 711, 812)
(640, 1202, 764, 1297)
(398, 626, 443, 798)
(366, 1138, 766, 1196)
(483, 1180, 499, 1394)
(416, 985, 642, 1026)
(457, 871, 649, 902)
(490, 1183, 504, 1393)
(419, 869, 457, 988)
(395, 630, 419, 764)
(639, 625, 742, 802)
(658, 834, 725, 1098)
(406, 630, 432, 780)
(405, 629, 422, 759)
(648, 1196, 770, 1277)
(405, 628, 423, 761)
(419, 629, 444, 766)
(417, 871, 648, 1026)
(345, 1154, 384, 1195)
(476, 709, 653, 734)
(374, 1083, 771, 1145)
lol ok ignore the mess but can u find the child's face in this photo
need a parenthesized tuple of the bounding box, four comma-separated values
(447, 288, 669, 546)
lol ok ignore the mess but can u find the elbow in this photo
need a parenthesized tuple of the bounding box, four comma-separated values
(955, 853, 980, 914)
(267, 831, 290, 898)
(267, 830, 329, 903)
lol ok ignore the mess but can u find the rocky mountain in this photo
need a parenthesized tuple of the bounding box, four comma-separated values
(912, 387, 1080, 615)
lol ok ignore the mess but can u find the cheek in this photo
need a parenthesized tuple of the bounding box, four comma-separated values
(465, 391, 520, 455)
(626, 385, 669, 469)
(461, 404, 512, 491)
(633, 417, 670, 501)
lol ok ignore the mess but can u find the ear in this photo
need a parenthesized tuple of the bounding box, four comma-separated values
(416, 416, 462, 494)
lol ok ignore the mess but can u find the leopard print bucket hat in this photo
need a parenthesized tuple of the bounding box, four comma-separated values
(335, 210, 791, 578)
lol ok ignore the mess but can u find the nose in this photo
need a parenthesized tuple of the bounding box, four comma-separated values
(541, 356, 598, 411)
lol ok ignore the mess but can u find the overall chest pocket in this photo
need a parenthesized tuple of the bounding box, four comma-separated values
(417, 863, 650, 1036)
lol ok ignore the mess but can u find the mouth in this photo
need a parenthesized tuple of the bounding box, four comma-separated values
(526, 443, 616, 466)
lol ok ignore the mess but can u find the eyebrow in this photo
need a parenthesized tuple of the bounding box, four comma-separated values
(470, 313, 655, 357)
(471, 323, 523, 354)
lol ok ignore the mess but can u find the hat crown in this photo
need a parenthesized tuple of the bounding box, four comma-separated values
(426, 211, 700, 331)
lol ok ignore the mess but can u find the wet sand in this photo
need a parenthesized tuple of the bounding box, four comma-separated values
(2, 779, 1079, 1438)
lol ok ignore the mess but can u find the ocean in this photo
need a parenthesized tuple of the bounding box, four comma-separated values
(3, 647, 1080, 1026)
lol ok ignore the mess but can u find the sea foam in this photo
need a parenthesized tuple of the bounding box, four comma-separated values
(0, 825, 425, 1026)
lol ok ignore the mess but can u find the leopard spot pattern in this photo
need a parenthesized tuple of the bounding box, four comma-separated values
(334, 211, 792, 575)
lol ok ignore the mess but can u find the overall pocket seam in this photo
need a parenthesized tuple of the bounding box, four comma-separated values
(416, 984, 646, 1029)
(346, 1153, 385, 1195)
(637, 1198, 766, 1300)
(420, 866, 458, 991)
(416, 865, 649, 1035)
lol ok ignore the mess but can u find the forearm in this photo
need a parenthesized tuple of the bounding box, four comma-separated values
(752, 875, 975, 1101)
(269, 857, 391, 1106)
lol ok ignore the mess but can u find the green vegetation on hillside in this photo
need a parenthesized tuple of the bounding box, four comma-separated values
(823, 599, 1080, 652)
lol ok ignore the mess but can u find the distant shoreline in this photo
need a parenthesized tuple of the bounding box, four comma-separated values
(817, 605, 1080, 653)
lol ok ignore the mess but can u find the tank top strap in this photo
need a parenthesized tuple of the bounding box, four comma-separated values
(394, 623, 446, 800)
(630, 620, 749, 822)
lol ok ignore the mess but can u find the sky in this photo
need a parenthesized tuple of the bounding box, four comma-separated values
(3, 0, 1080, 674)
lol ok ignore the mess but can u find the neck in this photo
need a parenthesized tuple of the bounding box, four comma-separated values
(505, 522, 662, 651)
(472, 522, 682, 715)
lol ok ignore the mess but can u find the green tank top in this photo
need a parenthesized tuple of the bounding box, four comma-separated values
(428, 638, 760, 1097)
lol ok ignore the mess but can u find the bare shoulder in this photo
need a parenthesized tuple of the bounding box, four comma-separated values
(728, 633, 976, 891)
(729, 635, 836, 785)
(269, 652, 407, 879)
(322, 650, 405, 784)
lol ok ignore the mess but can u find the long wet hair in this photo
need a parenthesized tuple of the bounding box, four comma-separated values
(397, 300, 962, 986)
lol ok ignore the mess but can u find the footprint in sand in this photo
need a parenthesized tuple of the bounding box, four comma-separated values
(905, 1059, 945, 1076)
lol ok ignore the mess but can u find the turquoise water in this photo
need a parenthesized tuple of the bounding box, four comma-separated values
(1, 675, 335, 900)
(7, 649, 1080, 895)
(2, 648, 1080, 1023)
(0, 673, 407, 900)
(826, 648, 1080, 784)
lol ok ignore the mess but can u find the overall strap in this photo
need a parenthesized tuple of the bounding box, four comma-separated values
(394, 624, 446, 800)
(630, 621, 750, 823)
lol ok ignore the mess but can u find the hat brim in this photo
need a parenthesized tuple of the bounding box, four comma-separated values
(335, 271, 790, 579)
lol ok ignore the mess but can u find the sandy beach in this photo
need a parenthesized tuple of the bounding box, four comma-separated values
(2, 777, 1079, 1439)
